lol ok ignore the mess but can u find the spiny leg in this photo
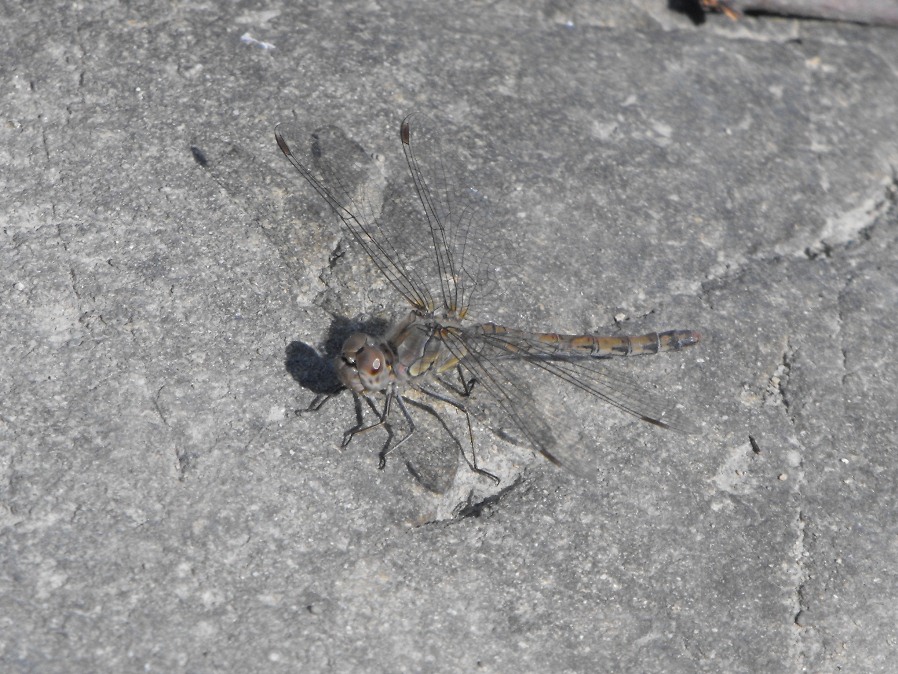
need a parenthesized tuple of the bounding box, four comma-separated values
(337, 389, 417, 470)
(437, 364, 478, 399)
(378, 393, 417, 469)
(341, 391, 397, 449)
(339, 392, 374, 448)
(305, 388, 343, 413)
(418, 384, 500, 485)
(457, 364, 477, 397)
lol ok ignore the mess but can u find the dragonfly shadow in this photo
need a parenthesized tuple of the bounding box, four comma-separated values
(284, 314, 392, 396)
(284, 341, 341, 395)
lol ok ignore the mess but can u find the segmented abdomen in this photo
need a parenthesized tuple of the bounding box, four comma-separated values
(478, 324, 701, 357)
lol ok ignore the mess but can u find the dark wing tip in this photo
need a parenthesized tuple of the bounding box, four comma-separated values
(274, 126, 292, 157)
(400, 117, 411, 146)
(642, 414, 701, 436)
(539, 448, 565, 467)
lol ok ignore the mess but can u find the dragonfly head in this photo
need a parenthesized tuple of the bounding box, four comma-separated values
(335, 333, 390, 393)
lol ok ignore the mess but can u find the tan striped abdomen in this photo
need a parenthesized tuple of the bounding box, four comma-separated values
(479, 324, 701, 357)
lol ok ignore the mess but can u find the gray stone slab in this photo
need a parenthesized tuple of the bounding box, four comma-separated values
(2, 1, 897, 672)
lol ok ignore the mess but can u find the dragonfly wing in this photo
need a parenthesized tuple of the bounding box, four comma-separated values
(275, 122, 433, 311)
(438, 330, 598, 476)
(399, 113, 503, 316)
(475, 326, 700, 434)
(434, 325, 699, 478)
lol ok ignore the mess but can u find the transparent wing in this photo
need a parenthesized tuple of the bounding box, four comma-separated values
(277, 115, 515, 320)
(399, 113, 503, 316)
(437, 325, 698, 477)
(437, 330, 567, 469)
(275, 122, 434, 311)
(472, 326, 699, 434)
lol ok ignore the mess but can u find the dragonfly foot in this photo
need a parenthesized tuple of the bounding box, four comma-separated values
(473, 465, 500, 485)
(305, 392, 336, 412)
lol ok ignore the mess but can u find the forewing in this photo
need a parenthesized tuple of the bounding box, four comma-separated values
(275, 122, 433, 311)
(400, 113, 504, 316)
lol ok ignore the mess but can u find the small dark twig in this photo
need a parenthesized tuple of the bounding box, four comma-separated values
(700, 0, 898, 27)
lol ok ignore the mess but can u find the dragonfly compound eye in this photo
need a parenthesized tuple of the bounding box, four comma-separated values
(357, 347, 384, 375)
(341, 333, 370, 363)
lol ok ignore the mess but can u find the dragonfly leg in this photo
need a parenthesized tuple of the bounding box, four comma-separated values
(418, 385, 500, 485)
(337, 389, 418, 470)
(337, 393, 365, 447)
(379, 393, 416, 468)
(305, 388, 344, 413)
(439, 365, 478, 398)
(342, 391, 395, 448)
(457, 364, 477, 397)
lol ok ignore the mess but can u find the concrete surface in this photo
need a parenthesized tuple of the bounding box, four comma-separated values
(2, 1, 897, 672)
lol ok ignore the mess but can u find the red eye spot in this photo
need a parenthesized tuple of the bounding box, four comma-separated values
(357, 348, 384, 376)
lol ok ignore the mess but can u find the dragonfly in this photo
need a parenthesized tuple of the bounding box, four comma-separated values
(275, 113, 700, 483)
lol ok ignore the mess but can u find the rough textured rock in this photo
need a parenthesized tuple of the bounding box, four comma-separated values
(2, 2, 897, 671)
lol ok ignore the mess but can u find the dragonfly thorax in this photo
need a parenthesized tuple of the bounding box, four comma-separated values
(336, 332, 393, 393)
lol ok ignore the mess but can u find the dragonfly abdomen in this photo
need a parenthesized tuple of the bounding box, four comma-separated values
(480, 324, 701, 357)
(586, 330, 701, 356)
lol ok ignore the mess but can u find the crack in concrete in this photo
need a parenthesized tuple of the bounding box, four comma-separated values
(791, 506, 809, 630)
(152, 385, 189, 481)
(152, 385, 170, 428)
(67, 266, 81, 302)
(702, 178, 896, 295)
(835, 271, 854, 391)
(779, 339, 795, 424)
(764, 339, 795, 426)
